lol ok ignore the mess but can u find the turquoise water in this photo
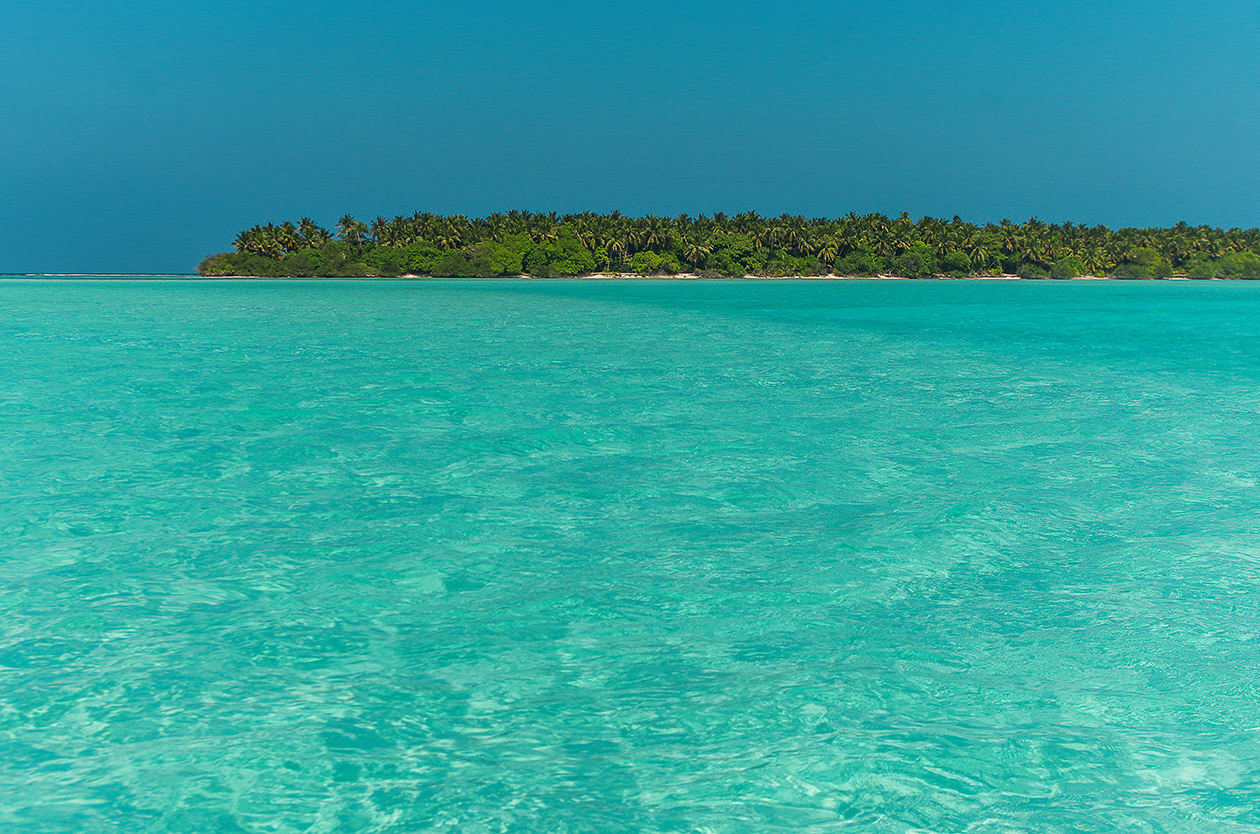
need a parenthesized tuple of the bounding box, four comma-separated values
(3, 278, 1260, 833)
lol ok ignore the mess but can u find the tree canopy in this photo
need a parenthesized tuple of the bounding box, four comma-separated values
(199, 210, 1260, 279)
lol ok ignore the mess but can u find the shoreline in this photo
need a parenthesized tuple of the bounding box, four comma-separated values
(203, 272, 1200, 281)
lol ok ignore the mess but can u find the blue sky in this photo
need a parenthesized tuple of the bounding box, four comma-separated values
(3, 0, 1258, 273)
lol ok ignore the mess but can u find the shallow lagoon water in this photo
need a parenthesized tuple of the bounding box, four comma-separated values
(2, 278, 1259, 832)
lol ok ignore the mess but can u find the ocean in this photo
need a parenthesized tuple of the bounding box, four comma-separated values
(3, 278, 1259, 832)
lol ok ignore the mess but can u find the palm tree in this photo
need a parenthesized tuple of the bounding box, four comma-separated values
(680, 233, 713, 269)
(337, 215, 365, 249)
(433, 219, 463, 251)
(217, 208, 1260, 279)
(297, 218, 330, 247)
(277, 221, 301, 253)
(816, 236, 840, 265)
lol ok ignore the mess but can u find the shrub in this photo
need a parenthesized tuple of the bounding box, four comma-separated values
(706, 232, 758, 275)
(1049, 256, 1086, 279)
(199, 252, 289, 276)
(1114, 247, 1173, 279)
(940, 250, 972, 277)
(625, 250, 683, 275)
(313, 242, 352, 276)
(834, 249, 885, 276)
(198, 253, 237, 275)
(626, 251, 663, 274)
(1186, 258, 1218, 279)
(400, 241, 442, 274)
(1219, 251, 1260, 279)
(429, 250, 494, 277)
(800, 258, 828, 276)
(475, 234, 533, 275)
(364, 246, 404, 276)
(1017, 263, 1049, 279)
(705, 250, 742, 275)
(892, 241, 936, 278)
(764, 251, 796, 276)
(523, 228, 600, 276)
(281, 248, 326, 276)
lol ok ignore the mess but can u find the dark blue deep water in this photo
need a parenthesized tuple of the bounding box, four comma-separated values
(3, 279, 1260, 832)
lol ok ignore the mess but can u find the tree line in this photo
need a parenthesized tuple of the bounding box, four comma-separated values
(198, 210, 1260, 279)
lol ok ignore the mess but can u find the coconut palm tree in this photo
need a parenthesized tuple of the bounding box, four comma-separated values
(680, 233, 713, 268)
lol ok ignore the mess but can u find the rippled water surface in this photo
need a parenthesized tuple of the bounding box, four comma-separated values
(3, 278, 1260, 832)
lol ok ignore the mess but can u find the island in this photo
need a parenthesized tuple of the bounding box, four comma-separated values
(198, 211, 1260, 280)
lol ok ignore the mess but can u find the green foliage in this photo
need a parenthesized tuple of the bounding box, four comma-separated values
(704, 251, 743, 275)
(429, 250, 498, 277)
(703, 232, 758, 275)
(474, 234, 533, 275)
(198, 253, 238, 275)
(1050, 256, 1086, 279)
(399, 241, 442, 274)
(1186, 258, 1218, 279)
(203, 210, 1260, 280)
(1186, 251, 1260, 279)
(763, 251, 826, 276)
(626, 251, 681, 275)
(1114, 247, 1173, 279)
(800, 258, 828, 276)
(363, 246, 404, 276)
(198, 251, 286, 276)
(834, 249, 885, 276)
(1219, 251, 1260, 278)
(521, 227, 600, 276)
(893, 242, 936, 278)
(282, 247, 326, 275)
(764, 251, 795, 276)
(345, 263, 380, 276)
(940, 250, 972, 277)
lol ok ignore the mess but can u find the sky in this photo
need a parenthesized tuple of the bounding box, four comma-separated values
(2, 0, 1258, 273)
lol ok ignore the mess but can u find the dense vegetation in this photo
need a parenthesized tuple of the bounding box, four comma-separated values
(199, 211, 1260, 279)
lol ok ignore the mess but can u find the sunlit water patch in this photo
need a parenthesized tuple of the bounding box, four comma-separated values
(2, 278, 1260, 832)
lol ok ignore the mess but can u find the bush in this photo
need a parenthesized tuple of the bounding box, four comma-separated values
(705, 250, 742, 275)
(1219, 251, 1260, 279)
(625, 250, 682, 275)
(705, 232, 758, 275)
(281, 248, 327, 276)
(834, 249, 885, 276)
(400, 241, 442, 274)
(430, 250, 497, 277)
(313, 242, 352, 276)
(800, 258, 828, 276)
(762, 251, 825, 276)
(364, 246, 404, 276)
(764, 251, 796, 276)
(740, 249, 769, 275)
(892, 241, 936, 278)
(1016, 263, 1049, 279)
(523, 227, 601, 276)
(473, 234, 532, 275)
(626, 251, 664, 274)
(940, 250, 972, 277)
(1182, 253, 1260, 280)
(1114, 247, 1173, 279)
(198, 253, 237, 275)
(197, 252, 289, 276)
(1186, 258, 1218, 279)
(1049, 256, 1086, 279)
